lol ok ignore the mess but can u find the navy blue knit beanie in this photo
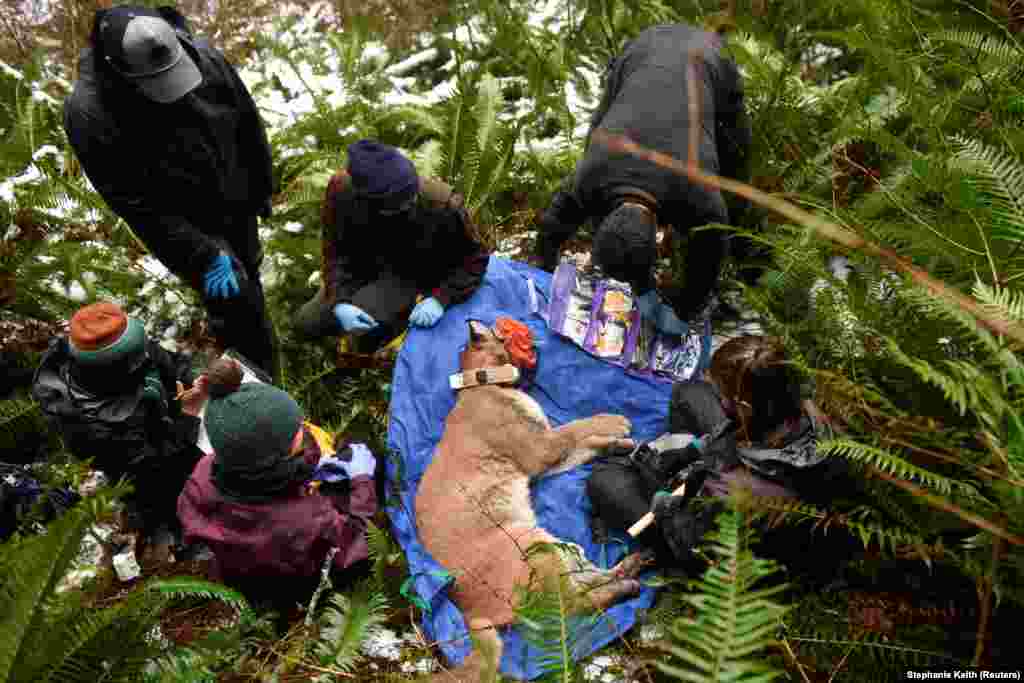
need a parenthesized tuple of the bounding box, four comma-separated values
(346, 139, 419, 204)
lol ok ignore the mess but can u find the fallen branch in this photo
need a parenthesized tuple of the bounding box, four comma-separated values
(591, 130, 1024, 346)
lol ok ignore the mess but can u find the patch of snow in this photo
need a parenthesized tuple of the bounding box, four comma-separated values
(30, 89, 58, 106)
(361, 628, 405, 661)
(583, 655, 624, 683)
(400, 658, 437, 674)
(638, 623, 664, 643)
(140, 257, 170, 280)
(386, 48, 440, 76)
(0, 60, 23, 80)
(283, 221, 304, 233)
(56, 522, 116, 594)
(144, 624, 173, 650)
(32, 144, 62, 162)
(527, 0, 564, 29)
(67, 281, 87, 302)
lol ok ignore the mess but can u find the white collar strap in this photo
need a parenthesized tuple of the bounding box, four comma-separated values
(449, 364, 521, 390)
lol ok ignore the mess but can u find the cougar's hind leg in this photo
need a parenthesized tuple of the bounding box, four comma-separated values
(429, 617, 503, 683)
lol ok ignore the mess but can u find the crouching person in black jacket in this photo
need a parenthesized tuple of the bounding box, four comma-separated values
(32, 302, 205, 551)
(588, 335, 857, 578)
(296, 140, 491, 352)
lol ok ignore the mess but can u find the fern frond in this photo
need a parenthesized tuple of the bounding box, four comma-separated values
(950, 135, 1024, 245)
(0, 502, 96, 680)
(973, 279, 1024, 324)
(411, 139, 445, 179)
(473, 73, 503, 160)
(314, 581, 389, 672)
(657, 506, 788, 682)
(933, 30, 1022, 68)
(820, 438, 975, 496)
(148, 577, 248, 613)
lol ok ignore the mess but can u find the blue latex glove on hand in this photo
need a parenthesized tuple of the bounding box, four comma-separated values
(203, 252, 240, 299)
(636, 290, 688, 336)
(314, 443, 377, 483)
(333, 303, 378, 334)
(409, 297, 444, 328)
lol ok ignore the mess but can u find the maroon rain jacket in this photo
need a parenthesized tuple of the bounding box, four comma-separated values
(177, 427, 376, 586)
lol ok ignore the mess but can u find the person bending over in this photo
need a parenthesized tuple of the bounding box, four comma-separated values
(64, 5, 279, 380)
(532, 23, 752, 335)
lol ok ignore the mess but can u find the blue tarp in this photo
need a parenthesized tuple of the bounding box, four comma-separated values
(384, 257, 676, 680)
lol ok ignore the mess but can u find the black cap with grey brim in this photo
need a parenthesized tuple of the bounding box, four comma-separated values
(99, 6, 202, 103)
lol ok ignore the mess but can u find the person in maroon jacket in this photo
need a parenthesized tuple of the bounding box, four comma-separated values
(295, 139, 491, 352)
(177, 358, 377, 605)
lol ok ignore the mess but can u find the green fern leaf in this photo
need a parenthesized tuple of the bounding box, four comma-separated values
(657, 506, 788, 683)
(950, 136, 1024, 245)
(0, 503, 95, 680)
(314, 581, 389, 672)
(820, 438, 974, 496)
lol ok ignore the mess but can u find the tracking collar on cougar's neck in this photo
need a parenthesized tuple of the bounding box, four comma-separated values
(449, 364, 521, 390)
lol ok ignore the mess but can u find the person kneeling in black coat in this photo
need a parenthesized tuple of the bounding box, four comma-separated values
(587, 335, 857, 578)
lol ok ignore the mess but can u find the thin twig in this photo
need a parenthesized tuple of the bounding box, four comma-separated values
(0, 12, 29, 58)
(871, 468, 1024, 546)
(780, 637, 812, 683)
(828, 642, 857, 683)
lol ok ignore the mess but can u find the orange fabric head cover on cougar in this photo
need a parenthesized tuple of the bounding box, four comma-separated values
(495, 317, 536, 370)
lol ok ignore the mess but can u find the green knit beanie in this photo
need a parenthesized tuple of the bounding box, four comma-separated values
(205, 382, 305, 501)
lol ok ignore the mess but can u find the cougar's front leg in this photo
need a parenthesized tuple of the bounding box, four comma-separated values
(534, 414, 633, 474)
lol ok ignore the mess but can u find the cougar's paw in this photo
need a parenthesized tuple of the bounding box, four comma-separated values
(588, 414, 632, 439)
(581, 435, 636, 452)
(612, 551, 655, 579)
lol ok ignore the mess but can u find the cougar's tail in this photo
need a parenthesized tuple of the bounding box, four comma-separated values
(427, 618, 503, 683)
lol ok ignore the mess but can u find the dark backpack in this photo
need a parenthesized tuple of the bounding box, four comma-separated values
(0, 463, 79, 541)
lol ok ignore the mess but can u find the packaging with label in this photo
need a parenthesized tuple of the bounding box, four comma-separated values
(546, 261, 710, 383)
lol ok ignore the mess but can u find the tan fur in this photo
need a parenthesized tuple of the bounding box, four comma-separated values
(416, 321, 649, 682)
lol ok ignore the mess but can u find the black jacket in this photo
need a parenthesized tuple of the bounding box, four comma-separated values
(536, 24, 752, 319)
(319, 170, 491, 309)
(31, 337, 202, 494)
(63, 9, 274, 279)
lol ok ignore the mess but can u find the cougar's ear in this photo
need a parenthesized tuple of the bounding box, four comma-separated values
(467, 320, 490, 345)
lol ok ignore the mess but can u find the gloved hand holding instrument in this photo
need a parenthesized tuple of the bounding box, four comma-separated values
(626, 417, 734, 537)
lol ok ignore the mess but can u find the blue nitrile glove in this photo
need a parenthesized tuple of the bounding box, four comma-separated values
(333, 303, 379, 333)
(314, 443, 377, 483)
(409, 296, 444, 328)
(636, 290, 689, 336)
(636, 290, 660, 319)
(203, 252, 240, 299)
